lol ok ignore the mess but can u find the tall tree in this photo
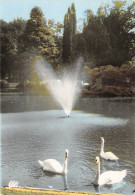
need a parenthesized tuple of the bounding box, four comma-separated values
(62, 4, 77, 63)
(104, 1, 135, 66)
(72, 33, 87, 60)
(82, 0, 135, 66)
(16, 6, 60, 84)
(83, 9, 94, 28)
(71, 3, 77, 35)
(62, 8, 72, 63)
(83, 13, 110, 66)
(20, 6, 59, 66)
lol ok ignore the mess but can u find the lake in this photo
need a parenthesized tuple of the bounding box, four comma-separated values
(1, 94, 135, 195)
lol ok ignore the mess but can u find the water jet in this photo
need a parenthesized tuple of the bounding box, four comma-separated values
(34, 57, 85, 117)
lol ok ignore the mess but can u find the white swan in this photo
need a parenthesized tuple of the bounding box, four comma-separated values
(100, 137, 119, 161)
(93, 156, 127, 186)
(8, 181, 19, 188)
(38, 149, 68, 175)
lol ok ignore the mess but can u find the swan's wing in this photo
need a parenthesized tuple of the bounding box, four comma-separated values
(100, 170, 127, 185)
(42, 159, 63, 173)
(101, 151, 119, 160)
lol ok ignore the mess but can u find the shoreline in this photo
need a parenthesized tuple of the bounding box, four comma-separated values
(1, 89, 135, 98)
(0, 187, 119, 195)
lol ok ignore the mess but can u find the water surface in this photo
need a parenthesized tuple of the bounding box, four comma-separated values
(1, 95, 135, 195)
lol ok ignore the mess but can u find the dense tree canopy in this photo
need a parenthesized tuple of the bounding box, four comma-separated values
(0, 18, 27, 81)
(20, 7, 59, 65)
(103, 1, 135, 66)
(0, 1, 134, 84)
(81, 0, 135, 66)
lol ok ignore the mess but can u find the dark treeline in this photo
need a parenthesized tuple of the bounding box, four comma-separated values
(0, 1, 135, 84)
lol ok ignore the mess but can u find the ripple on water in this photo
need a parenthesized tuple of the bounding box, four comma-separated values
(1, 109, 134, 194)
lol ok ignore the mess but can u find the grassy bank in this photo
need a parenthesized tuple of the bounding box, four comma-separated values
(0, 187, 119, 195)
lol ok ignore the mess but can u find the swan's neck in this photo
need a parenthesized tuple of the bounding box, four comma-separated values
(94, 162, 100, 185)
(100, 140, 104, 153)
(63, 157, 67, 174)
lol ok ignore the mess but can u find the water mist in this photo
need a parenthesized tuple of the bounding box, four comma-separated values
(34, 57, 85, 117)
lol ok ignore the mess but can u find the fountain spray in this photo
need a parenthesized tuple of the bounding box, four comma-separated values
(34, 57, 85, 117)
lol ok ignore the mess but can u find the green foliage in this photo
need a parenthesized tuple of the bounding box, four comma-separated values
(0, 6, 60, 83)
(30, 6, 45, 21)
(0, 18, 26, 80)
(0, 1, 135, 84)
(82, 0, 135, 67)
(72, 33, 87, 58)
(97, 6, 109, 17)
(47, 20, 64, 36)
(83, 15, 110, 66)
(1, 19, 26, 55)
(71, 3, 77, 35)
(20, 6, 60, 68)
(83, 9, 94, 28)
(112, 0, 126, 12)
(103, 1, 135, 66)
(62, 11, 72, 63)
(62, 4, 77, 63)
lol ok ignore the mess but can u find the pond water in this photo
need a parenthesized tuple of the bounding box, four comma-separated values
(1, 94, 135, 195)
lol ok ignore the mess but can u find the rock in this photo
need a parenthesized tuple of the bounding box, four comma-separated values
(84, 64, 135, 96)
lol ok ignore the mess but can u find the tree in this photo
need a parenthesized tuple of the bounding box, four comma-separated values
(104, 1, 135, 66)
(62, 4, 77, 63)
(55, 22, 63, 36)
(71, 3, 77, 35)
(83, 13, 110, 66)
(81, 0, 135, 67)
(97, 5, 109, 17)
(62, 13, 70, 63)
(0, 18, 26, 81)
(47, 20, 63, 36)
(20, 6, 59, 66)
(72, 33, 87, 60)
(83, 9, 94, 28)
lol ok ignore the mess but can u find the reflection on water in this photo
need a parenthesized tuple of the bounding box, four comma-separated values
(1, 95, 135, 195)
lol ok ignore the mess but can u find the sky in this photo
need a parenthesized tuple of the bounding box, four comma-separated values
(0, 0, 133, 29)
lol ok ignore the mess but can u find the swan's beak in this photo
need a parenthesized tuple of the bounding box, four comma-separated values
(65, 153, 68, 159)
(95, 161, 98, 166)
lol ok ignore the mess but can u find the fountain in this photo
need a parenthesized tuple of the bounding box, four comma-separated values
(1, 74, 132, 194)
(34, 57, 85, 117)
